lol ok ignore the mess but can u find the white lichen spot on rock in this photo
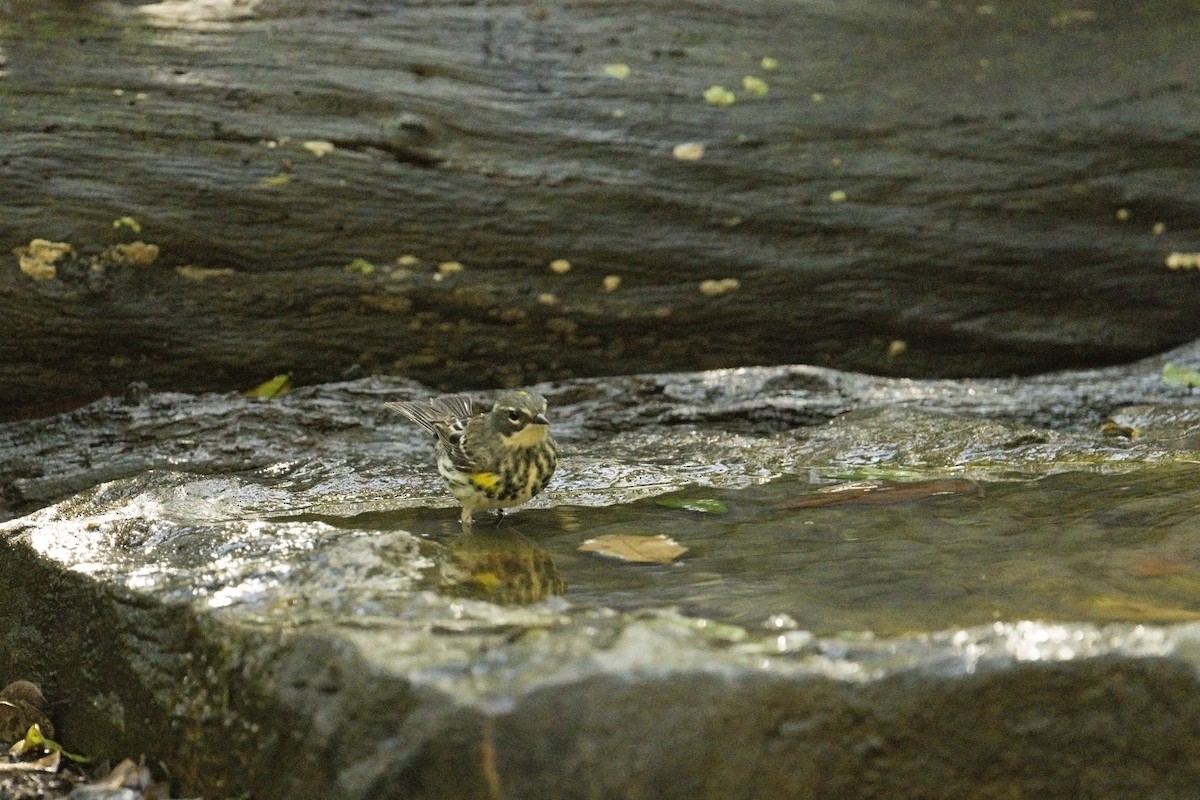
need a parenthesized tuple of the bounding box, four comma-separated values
(699, 278, 740, 297)
(303, 140, 336, 157)
(672, 142, 705, 161)
(1049, 9, 1097, 27)
(138, 0, 266, 24)
(14, 239, 74, 281)
(829, 189, 848, 203)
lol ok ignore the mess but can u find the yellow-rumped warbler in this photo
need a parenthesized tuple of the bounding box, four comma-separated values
(387, 390, 558, 526)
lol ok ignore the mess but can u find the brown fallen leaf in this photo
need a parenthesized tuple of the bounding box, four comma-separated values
(86, 757, 153, 791)
(0, 748, 60, 773)
(1086, 596, 1200, 624)
(1127, 553, 1195, 578)
(579, 534, 687, 564)
(0, 681, 53, 744)
(775, 478, 980, 510)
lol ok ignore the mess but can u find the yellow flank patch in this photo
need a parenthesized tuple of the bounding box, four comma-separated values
(470, 471, 502, 491)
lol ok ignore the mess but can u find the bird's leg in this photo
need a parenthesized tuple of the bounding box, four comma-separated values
(494, 508, 505, 527)
(460, 507, 474, 528)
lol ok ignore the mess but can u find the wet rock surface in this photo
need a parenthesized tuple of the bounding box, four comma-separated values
(4, 345, 1200, 797)
(3, 1, 1200, 417)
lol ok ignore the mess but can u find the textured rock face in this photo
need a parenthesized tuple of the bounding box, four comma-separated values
(3, 0, 1200, 418)
(5, 346, 1200, 798)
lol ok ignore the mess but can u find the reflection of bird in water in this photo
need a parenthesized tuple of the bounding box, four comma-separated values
(440, 527, 565, 605)
(388, 391, 558, 528)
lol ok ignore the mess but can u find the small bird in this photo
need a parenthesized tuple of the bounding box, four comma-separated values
(387, 390, 558, 526)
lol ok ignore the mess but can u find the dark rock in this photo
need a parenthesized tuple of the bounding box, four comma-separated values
(3, 1, 1200, 418)
(5, 349, 1200, 797)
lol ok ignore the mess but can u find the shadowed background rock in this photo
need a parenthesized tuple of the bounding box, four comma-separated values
(2, 0, 1200, 418)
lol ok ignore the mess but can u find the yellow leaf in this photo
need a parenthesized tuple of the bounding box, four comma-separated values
(761, 56, 779, 71)
(22, 723, 44, 749)
(110, 241, 159, 267)
(603, 63, 631, 79)
(703, 85, 736, 106)
(742, 75, 768, 96)
(112, 216, 142, 233)
(699, 278, 740, 297)
(672, 142, 705, 161)
(175, 265, 236, 282)
(579, 534, 688, 564)
(1163, 362, 1200, 388)
(14, 239, 73, 281)
(1165, 252, 1200, 270)
(257, 173, 291, 187)
(245, 375, 291, 399)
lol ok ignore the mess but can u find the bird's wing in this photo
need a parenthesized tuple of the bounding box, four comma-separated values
(389, 395, 485, 471)
(386, 399, 453, 436)
(429, 394, 475, 419)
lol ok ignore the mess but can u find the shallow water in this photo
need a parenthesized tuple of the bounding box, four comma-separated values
(376, 463, 1200, 635)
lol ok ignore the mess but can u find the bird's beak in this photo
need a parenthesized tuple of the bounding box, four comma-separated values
(532, 413, 549, 425)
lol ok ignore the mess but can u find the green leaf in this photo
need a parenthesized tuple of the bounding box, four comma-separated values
(655, 497, 728, 514)
(56, 745, 92, 763)
(1163, 362, 1200, 388)
(703, 85, 736, 106)
(345, 258, 376, 275)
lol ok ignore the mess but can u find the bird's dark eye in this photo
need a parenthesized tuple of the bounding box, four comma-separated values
(506, 410, 522, 423)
